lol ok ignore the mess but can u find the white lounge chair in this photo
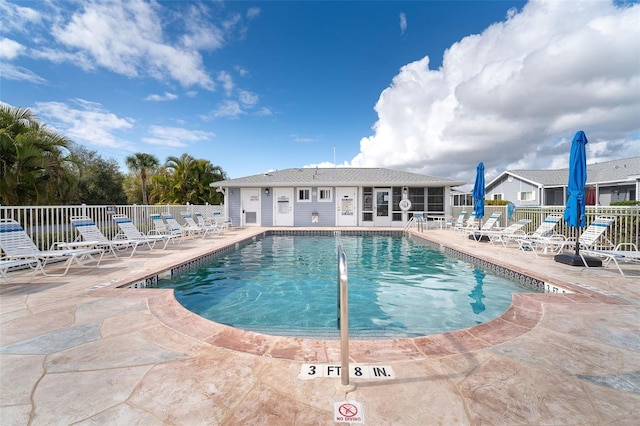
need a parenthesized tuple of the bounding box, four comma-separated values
(149, 213, 185, 243)
(195, 212, 224, 234)
(469, 212, 502, 240)
(0, 258, 40, 283)
(70, 216, 151, 257)
(0, 219, 104, 277)
(112, 214, 178, 249)
(181, 212, 219, 238)
(210, 211, 232, 229)
(481, 219, 532, 246)
(458, 212, 478, 234)
(519, 216, 615, 256)
(580, 243, 640, 277)
(451, 211, 467, 232)
(162, 213, 201, 238)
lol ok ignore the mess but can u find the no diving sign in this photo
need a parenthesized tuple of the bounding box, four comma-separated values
(334, 401, 364, 423)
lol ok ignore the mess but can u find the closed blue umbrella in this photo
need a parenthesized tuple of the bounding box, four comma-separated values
(472, 162, 485, 222)
(556, 131, 600, 266)
(564, 131, 588, 231)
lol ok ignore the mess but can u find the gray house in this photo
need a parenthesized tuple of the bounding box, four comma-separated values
(211, 168, 464, 227)
(485, 156, 640, 207)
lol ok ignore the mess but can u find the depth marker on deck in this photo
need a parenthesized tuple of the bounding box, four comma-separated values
(298, 364, 394, 380)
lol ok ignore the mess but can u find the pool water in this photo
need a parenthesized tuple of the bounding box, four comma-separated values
(158, 235, 530, 339)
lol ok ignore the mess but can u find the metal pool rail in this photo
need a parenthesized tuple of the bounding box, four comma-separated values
(337, 245, 355, 392)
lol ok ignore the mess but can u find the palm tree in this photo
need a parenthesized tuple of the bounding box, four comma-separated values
(0, 103, 75, 205)
(125, 152, 159, 205)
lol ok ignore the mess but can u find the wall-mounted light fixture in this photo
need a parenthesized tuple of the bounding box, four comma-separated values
(265, 188, 270, 195)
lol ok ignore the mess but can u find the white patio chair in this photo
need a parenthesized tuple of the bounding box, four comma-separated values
(112, 214, 177, 250)
(519, 216, 616, 256)
(70, 216, 151, 258)
(451, 211, 467, 232)
(181, 212, 219, 238)
(580, 243, 640, 278)
(149, 213, 185, 243)
(0, 258, 40, 283)
(482, 219, 532, 246)
(162, 213, 201, 239)
(0, 219, 104, 277)
(195, 212, 224, 234)
(469, 212, 502, 240)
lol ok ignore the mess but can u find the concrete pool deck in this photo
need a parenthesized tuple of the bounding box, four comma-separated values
(1, 227, 639, 425)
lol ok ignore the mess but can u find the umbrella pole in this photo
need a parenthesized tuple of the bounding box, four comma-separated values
(575, 219, 581, 257)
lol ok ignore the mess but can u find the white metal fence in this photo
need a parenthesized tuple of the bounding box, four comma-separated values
(0, 204, 224, 251)
(452, 205, 639, 249)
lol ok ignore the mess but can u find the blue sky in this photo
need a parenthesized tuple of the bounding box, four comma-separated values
(1, 0, 639, 188)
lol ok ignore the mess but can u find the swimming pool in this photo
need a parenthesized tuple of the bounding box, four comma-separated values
(158, 234, 532, 339)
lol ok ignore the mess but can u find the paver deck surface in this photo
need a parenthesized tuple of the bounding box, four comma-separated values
(1, 227, 639, 425)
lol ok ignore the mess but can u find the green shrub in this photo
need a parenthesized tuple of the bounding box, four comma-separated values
(611, 200, 640, 206)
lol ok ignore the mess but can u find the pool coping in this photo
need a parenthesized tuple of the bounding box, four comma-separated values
(100, 228, 630, 362)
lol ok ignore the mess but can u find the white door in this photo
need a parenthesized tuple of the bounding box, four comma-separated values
(241, 188, 261, 226)
(274, 188, 294, 226)
(336, 187, 357, 226)
(373, 188, 392, 227)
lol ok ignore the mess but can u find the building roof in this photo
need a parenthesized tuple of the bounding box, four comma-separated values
(213, 167, 465, 188)
(487, 156, 640, 189)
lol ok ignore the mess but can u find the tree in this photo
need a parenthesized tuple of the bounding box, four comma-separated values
(0, 103, 76, 205)
(125, 152, 159, 205)
(149, 153, 228, 205)
(69, 145, 127, 205)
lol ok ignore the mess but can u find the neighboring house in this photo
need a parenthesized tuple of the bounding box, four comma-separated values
(211, 168, 464, 227)
(485, 156, 640, 207)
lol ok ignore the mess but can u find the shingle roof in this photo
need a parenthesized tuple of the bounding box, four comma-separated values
(495, 156, 640, 187)
(214, 168, 465, 188)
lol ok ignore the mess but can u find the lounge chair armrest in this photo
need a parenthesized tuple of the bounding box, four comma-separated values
(614, 242, 638, 251)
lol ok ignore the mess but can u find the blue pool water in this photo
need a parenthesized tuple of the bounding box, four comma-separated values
(157, 235, 531, 339)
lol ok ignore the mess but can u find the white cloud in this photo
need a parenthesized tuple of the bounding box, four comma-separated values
(238, 90, 258, 107)
(47, 0, 216, 89)
(0, 0, 42, 33)
(351, 0, 640, 185)
(145, 92, 178, 102)
(34, 99, 135, 149)
(210, 100, 245, 119)
(0, 63, 46, 84)
(142, 125, 215, 147)
(0, 37, 25, 59)
(399, 12, 407, 36)
(218, 71, 234, 96)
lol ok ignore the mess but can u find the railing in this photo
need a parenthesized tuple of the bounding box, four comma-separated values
(336, 245, 355, 392)
(0, 204, 224, 251)
(450, 206, 639, 249)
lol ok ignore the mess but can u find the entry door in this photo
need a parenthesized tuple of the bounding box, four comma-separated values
(241, 188, 261, 226)
(336, 187, 357, 226)
(373, 188, 392, 227)
(274, 188, 294, 226)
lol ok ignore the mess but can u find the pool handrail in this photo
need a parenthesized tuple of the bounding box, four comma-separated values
(337, 245, 355, 392)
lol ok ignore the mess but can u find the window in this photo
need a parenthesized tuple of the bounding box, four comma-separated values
(409, 188, 425, 212)
(518, 191, 535, 201)
(426, 187, 444, 213)
(318, 187, 332, 202)
(298, 188, 311, 202)
(362, 187, 373, 221)
(392, 187, 403, 221)
(492, 193, 504, 201)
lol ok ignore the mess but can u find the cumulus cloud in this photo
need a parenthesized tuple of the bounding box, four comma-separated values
(352, 0, 640, 185)
(34, 99, 135, 149)
(142, 125, 215, 147)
